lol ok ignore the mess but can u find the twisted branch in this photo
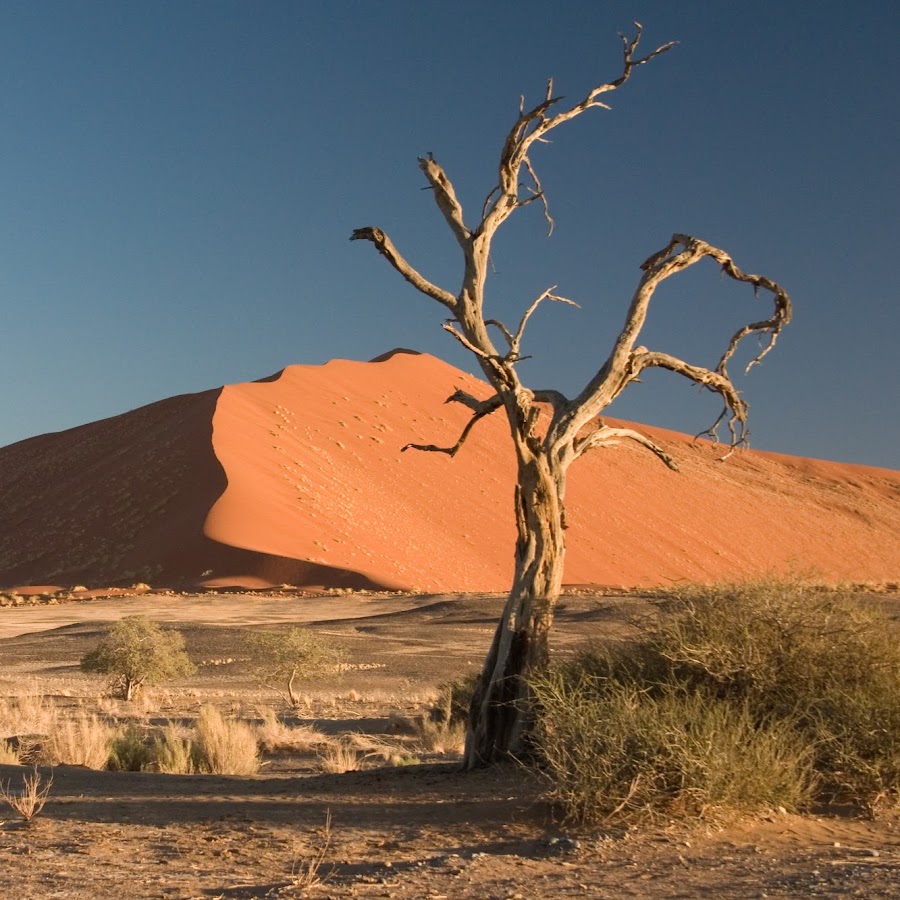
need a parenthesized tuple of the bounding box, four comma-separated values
(402, 392, 504, 457)
(418, 154, 471, 250)
(483, 23, 676, 233)
(505, 286, 578, 362)
(349, 227, 458, 311)
(557, 234, 792, 453)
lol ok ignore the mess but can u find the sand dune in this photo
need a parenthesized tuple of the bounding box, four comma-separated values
(1, 350, 897, 591)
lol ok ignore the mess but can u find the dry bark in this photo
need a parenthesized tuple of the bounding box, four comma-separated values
(352, 24, 792, 767)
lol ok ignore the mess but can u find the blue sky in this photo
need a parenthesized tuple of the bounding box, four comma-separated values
(1, 1, 897, 468)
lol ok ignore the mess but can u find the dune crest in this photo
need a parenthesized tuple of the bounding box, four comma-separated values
(1, 352, 897, 591)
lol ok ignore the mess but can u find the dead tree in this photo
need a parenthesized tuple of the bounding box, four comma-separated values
(351, 25, 792, 768)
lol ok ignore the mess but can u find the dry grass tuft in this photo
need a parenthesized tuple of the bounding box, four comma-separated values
(152, 723, 198, 775)
(255, 707, 331, 753)
(46, 712, 114, 769)
(0, 694, 55, 738)
(413, 717, 467, 756)
(317, 742, 361, 774)
(194, 705, 260, 776)
(290, 810, 334, 889)
(0, 740, 20, 765)
(344, 732, 419, 767)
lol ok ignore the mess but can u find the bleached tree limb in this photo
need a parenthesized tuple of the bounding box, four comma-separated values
(574, 423, 680, 471)
(350, 227, 458, 311)
(419, 154, 471, 250)
(505, 286, 578, 362)
(441, 322, 496, 360)
(481, 23, 676, 235)
(485, 317, 515, 349)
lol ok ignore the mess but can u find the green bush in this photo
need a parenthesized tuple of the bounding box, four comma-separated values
(108, 726, 155, 771)
(530, 581, 900, 823)
(80, 617, 196, 700)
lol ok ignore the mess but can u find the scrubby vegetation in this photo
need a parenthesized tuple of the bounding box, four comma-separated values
(247, 627, 346, 708)
(0, 685, 464, 777)
(14, 581, 898, 831)
(530, 581, 900, 824)
(194, 705, 260, 775)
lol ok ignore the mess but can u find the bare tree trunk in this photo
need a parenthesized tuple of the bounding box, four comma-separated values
(123, 676, 141, 702)
(464, 452, 566, 767)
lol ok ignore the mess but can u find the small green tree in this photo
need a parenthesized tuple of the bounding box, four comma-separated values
(80, 616, 195, 700)
(248, 628, 345, 708)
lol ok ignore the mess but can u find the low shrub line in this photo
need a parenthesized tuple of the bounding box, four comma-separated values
(530, 580, 900, 823)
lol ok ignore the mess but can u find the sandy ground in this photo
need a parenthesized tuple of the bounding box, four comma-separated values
(1, 590, 900, 899)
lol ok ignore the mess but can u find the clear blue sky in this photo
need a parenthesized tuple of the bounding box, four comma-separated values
(1, 1, 897, 468)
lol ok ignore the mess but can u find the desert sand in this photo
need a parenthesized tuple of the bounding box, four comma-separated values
(0, 349, 897, 592)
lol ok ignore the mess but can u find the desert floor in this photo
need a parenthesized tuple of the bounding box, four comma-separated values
(1, 589, 900, 899)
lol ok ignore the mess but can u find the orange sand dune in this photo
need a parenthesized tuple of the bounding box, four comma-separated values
(1, 350, 898, 591)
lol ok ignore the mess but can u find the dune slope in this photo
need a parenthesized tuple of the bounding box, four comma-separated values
(1, 350, 897, 591)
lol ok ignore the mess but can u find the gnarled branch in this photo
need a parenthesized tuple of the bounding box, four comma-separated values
(350, 227, 458, 311)
(630, 350, 746, 411)
(502, 286, 578, 362)
(482, 23, 676, 234)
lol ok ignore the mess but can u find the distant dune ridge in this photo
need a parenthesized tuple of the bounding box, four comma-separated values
(1, 350, 897, 592)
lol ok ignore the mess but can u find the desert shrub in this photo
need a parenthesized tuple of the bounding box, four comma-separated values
(657, 581, 900, 806)
(530, 581, 900, 823)
(80, 617, 196, 701)
(532, 669, 814, 824)
(247, 628, 346, 708)
(804, 678, 900, 806)
(152, 723, 199, 775)
(194, 706, 259, 776)
(108, 726, 155, 771)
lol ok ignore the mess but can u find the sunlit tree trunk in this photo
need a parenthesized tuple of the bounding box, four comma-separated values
(465, 451, 567, 766)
